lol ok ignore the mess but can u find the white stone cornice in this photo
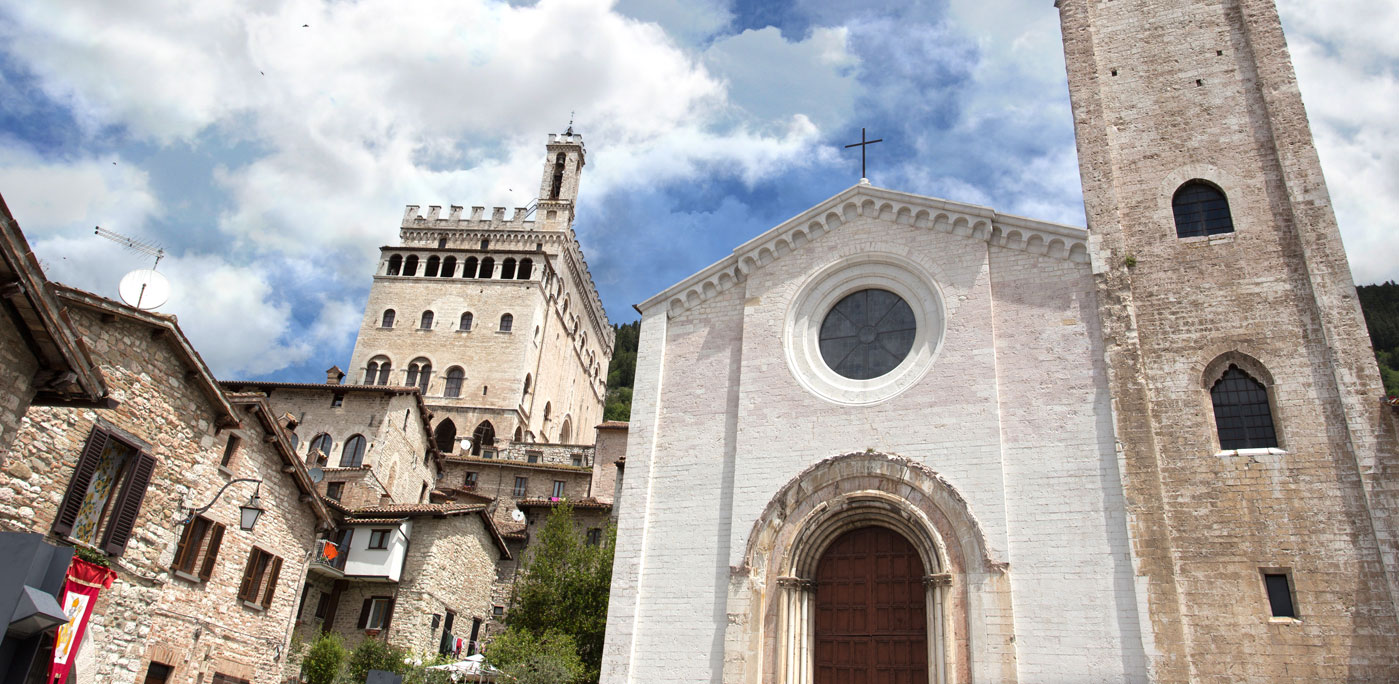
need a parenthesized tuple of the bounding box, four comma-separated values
(638, 183, 1090, 318)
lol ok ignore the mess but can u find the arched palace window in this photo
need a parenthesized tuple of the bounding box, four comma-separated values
(1172, 180, 1235, 238)
(1210, 364, 1278, 450)
(340, 434, 366, 468)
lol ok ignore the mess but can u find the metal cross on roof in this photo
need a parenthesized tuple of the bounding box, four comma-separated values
(844, 127, 883, 180)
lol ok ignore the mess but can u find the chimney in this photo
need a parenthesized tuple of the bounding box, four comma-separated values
(325, 366, 345, 385)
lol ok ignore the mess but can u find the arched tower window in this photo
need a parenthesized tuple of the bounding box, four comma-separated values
(406, 358, 432, 393)
(420, 311, 434, 330)
(425, 256, 440, 277)
(471, 421, 496, 456)
(340, 434, 366, 468)
(480, 257, 495, 279)
(558, 416, 572, 444)
(513, 426, 523, 443)
(308, 433, 333, 465)
(550, 152, 566, 199)
(434, 419, 457, 454)
(1210, 365, 1278, 450)
(381, 309, 396, 328)
(462, 256, 479, 279)
(364, 360, 379, 385)
(386, 254, 402, 276)
(459, 312, 473, 331)
(440, 256, 456, 278)
(522, 374, 532, 396)
(1173, 180, 1235, 238)
(499, 313, 513, 332)
(367, 356, 392, 385)
(444, 367, 465, 398)
(543, 402, 552, 421)
(403, 255, 419, 276)
(501, 258, 517, 280)
(517, 258, 533, 280)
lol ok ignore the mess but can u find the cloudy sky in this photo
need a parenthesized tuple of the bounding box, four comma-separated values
(1, 0, 1395, 381)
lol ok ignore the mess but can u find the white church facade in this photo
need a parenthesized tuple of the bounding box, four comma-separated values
(600, 0, 1399, 682)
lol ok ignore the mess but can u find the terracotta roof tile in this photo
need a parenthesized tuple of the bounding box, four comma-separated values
(596, 421, 629, 429)
(516, 497, 612, 511)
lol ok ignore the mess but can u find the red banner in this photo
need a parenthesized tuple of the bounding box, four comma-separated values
(48, 557, 116, 684)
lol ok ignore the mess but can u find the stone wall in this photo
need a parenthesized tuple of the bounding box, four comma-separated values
(391, 513, 501, 656)
(590, 424, 627, 505)
(1059, 0, 1399, 679)
(0, 316, 38, 465)
(0, 305, 322, 684)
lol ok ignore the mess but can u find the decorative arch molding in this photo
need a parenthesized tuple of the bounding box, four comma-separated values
(1196, 348, 1286, 452)
(1159, 163, 1247, 238)
(729, 451, 1014, 684)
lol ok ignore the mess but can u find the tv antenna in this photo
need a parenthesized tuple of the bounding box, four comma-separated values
(94, 226, 171, 310)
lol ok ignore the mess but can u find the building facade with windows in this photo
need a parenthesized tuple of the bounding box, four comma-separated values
(602, 1, 1399, 682)
(0, 285, 332, 684)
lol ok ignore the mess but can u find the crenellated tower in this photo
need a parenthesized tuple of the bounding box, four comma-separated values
(1058, 0, 1399, 679)
(347, 132, 613, 458)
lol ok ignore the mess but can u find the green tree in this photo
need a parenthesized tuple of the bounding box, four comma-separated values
(1358, 281, 1399, 396)
(300, 632, 346, 684)
(604, 321, 640, 420)
(508, 504, 617, 683)
(343, 638, 408, 683)
(486, 627, 585, 684)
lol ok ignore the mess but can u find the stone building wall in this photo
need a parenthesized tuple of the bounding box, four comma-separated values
(390, 513, 501, 656)
(0, 318, 38, 464)
(590, 423, 627, 505)
(1059, 0, 1399, 679)
(0, 300, 325, 684)
(441, 452, 593, 525)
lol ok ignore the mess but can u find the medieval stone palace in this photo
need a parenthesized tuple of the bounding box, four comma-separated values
(600, 1, 1399, 683)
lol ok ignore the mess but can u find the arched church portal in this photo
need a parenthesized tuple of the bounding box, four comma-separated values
(742, 452, 1009, 684)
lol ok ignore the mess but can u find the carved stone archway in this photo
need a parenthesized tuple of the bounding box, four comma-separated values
(729, 452, 1014, 684)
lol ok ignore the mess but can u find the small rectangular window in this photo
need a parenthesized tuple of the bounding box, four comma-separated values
(331, 393, 344, 408)
(586, 528, 602, 546)
(359, 596, 394, 630)
(482, 448, 496, 460)
(1264, 572, 1296, 618)
(513, 477, 527, 497)
(171, 515, 226, 582)
(552, 481, 565, 498)
(464, 472, 478, 488)
(527, 451, 541, 464)
(237, 547, 282, 608)
(325, 482, 344, 500)
(571, 454, 583, 467)
(314, 591, 331, 619)
(220, 435, 241, 467)
(492, 605, 504, 617)
(368, 529, 392, 549)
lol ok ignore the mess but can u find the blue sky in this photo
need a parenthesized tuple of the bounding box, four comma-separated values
(1, 0, 1395, 382)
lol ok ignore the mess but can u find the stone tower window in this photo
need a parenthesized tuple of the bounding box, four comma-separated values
(459, 312, 473, 331)
(550, 152, 566, 199)
(386, 254, 402, 276)
(499, 313, 513, 332)
(480, 257, 495, 279)
(444, 367, 464, 398)
(406, 358, 432, 393)
(440, 256, 456, 278)
(340, 435, 366, 468)
(308, 433, 333, 466)
(403, 255, 419, 276)
(425, 256, 440, 277)
(501, 258, 517, 280)
(437, 237, 447, 248)
(1263, 571, 1297, 618)
(381, 309, 396, 328)
(522, 374, 532, 396)
(1172, 180, 1234, 238)
(471, 421, 496, 456)
(1210, 365, 1278, 450)
(558, 416, 572, 444)
(434, 419, 458, 453)
(480, 239, 489, 250)
(543, 402, 551, 421)
(420, 311, 434, 330)
(462, 256, 479, 279)
(369, 356, 392, 386)
(518, 258, 533, 280)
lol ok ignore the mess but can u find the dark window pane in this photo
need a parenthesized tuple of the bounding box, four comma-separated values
(818, 289, 917, 380)
(1173, 181, 1235, 238)
(1264, 573, 1295, 618)
(1210, 366, 1278, 450)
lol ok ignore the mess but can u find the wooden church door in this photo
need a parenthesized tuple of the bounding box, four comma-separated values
(814, 526, 928, 684)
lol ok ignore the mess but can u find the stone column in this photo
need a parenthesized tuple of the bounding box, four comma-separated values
(924, 573, 952, 684)
(776, 576, 816, 684)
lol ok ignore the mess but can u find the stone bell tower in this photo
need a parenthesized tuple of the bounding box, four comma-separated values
(537, 128, 586, 226)
(1058, 0, 1399, 680)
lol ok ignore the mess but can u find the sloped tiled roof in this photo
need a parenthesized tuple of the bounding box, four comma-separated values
(516, 497, 612, 511)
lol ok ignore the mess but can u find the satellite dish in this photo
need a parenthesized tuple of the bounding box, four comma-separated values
(118, 269, 170, 310)
(307, 467, 324, 483)
(511, 510, 525, 522)
(459, 437, 473, 451)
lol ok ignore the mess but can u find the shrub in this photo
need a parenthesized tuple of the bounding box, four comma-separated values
(344, 638, 408, 683)
(301, 632, 346, 684)
(486, 627, 585, 684)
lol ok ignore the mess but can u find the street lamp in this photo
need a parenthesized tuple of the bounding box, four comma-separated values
(182, 478, 266, 532)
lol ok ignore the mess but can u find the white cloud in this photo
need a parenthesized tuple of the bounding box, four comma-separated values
(703, 26, 858, 132)
(0, 148, 160, 242)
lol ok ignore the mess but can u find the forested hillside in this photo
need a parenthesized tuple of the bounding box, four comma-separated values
(604, 321, 640, 421)
(1358, 281, 1399, 397)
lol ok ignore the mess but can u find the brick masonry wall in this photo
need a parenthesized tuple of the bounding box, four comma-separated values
(0, 318, 38, 465)
(0, 307, 321, 684)
(1059, 0, 1399, 680)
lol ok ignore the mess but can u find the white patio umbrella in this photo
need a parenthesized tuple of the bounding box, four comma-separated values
(426, 654, 503, 682)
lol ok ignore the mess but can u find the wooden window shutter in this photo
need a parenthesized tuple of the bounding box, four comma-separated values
(322, 580, 344, 627)
(261, 556, 282, 608)
(198, 523, 225, 582)
(52, 428, 110, 536)
(237, 549, 259, 603)
(100, 451, 157, 556)
(356, 598, 373, 629)
(171, 519, 198, 573)
(381, 598, 396, 632)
